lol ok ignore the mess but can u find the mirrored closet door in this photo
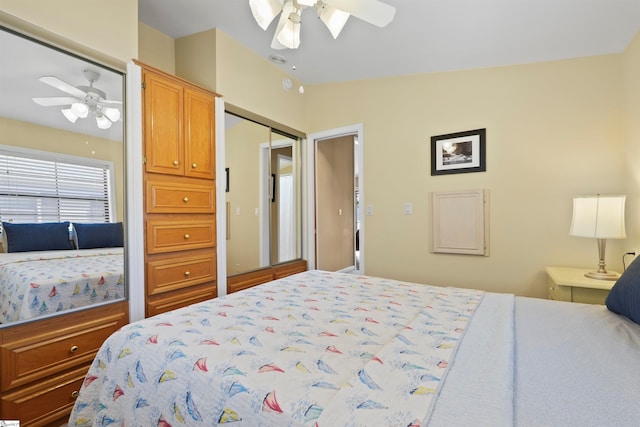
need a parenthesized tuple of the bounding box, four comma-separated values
(0, 27, 126, 326)
(224, 111, 304, 289)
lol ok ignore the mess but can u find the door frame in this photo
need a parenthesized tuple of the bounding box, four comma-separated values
(306, 124, 364, 273)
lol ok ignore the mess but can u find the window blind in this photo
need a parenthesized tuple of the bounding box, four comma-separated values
(0, 149, 113, 224)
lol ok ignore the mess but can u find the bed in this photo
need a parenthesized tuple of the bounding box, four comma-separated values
(68, 267, 640, 426)
(0, 247, 125, 323)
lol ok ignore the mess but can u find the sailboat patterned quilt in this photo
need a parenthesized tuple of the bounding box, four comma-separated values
(0, 248, 124, 323)
(69, 270, 485, 426)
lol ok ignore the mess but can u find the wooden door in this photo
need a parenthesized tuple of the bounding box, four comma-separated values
(143, 70, 185, 176)
(316, 135, 355, 271)
(184, 87, 215, 180)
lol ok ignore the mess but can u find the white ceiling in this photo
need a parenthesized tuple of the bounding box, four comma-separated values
(138, 0, 640, 85)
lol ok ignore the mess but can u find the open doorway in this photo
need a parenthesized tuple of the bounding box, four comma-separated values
(307, 124, 364, 274)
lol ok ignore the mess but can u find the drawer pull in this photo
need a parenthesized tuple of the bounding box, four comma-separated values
(71, 390, 79, 399)
(70, 345, 79, 353)
(184, 271, 191, 277)
(184, 233, 191, 239)
(173, 160, 179, 166)
(183, 197, 190, 203)
(192, 163, 198, 169)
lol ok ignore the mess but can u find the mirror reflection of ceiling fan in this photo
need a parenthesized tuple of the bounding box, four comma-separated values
(32, 69, 122, 130)
(249, 0, 396, 49)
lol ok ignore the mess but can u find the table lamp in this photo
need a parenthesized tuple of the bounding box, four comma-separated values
(569, 194, 626, 280)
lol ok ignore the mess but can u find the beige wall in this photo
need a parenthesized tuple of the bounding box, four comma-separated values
(304, 54, 629, 298)
(0, 118, 126, 222)
(139, 22, 175, 75)
(0, 0, 137, 68)
(623, 32, 640, 256)
(175, 29, 216, 91)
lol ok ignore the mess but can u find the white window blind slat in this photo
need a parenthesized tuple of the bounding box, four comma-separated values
(0, 150, 113, 224)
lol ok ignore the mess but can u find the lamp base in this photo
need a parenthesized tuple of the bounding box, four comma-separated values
(584, 271, 620, 281)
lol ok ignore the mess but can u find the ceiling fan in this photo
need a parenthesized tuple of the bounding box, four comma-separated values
(249, 0, 396, 49)
(32, 69, 122, 130)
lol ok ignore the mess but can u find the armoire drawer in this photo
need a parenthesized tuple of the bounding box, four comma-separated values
(146, 220, 216, 254)
(147, 251, 217, 295)
(0, 305, 126, 391)
(146, 180, 215, 213)
(0, 364, 87, 426)
(147, 285, 217, 317)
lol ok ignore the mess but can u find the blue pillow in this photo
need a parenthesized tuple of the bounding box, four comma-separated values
(73, 222, 124, 249)
(605, 255, 640, 324)
(2, 221, 74, 253)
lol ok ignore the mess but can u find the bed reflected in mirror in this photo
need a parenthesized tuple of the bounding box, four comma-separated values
(0, 27, 126, 326)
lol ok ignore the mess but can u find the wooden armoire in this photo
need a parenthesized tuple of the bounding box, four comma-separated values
(137, 61, 221, 317)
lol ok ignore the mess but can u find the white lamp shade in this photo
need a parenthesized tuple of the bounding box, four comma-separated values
(569, 195, 626, 239)
(274, 2, 301, 49)
(95, 114, 112, 129)
(249, 0, 283, 30)
(102, 107, 121, 122)
(71, 102, 89, 118)
(61, 108, 78, 123)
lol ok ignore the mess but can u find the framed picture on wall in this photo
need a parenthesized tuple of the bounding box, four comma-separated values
(431, 128, 486, 175)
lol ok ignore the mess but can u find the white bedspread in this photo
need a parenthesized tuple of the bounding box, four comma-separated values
(70, 270, 511, 426)
(0, 248, 124, 323)
(514, 297, 640, 426)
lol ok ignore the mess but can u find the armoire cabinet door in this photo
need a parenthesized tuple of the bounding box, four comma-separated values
(184, 87, 216, 180)
(143, 71, 185, 176)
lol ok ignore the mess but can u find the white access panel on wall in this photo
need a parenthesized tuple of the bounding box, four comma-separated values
(431, 189, 489, 256)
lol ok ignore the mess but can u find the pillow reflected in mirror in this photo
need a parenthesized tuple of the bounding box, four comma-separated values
(73, 222, 124, 249)
(1, 221, 74, 253)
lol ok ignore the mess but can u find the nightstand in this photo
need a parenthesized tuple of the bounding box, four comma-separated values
(545, 266, 616, 304)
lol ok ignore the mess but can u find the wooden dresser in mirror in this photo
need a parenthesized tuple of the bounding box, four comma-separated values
(0, 27, 128, 425)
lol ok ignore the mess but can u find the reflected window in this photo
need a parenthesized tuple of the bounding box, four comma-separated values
(0, 145, 115, 224)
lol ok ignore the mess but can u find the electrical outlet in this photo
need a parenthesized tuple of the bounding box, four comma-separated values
(631, 249, 639, 260)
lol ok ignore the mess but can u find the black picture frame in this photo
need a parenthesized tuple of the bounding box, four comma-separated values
(431, 128, 486, 176)
(225, 167, 230, 192)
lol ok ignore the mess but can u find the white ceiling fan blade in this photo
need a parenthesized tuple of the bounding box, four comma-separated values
(98, 99, 123, 105)
(32, 96, 79, 107)
(250, 0, 284, 30)
(319, 5, 350, 39)
(327, 0, 395, 27)
(38, 76, 87, 98)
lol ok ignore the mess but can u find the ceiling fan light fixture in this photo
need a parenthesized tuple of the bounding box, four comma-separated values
(319, 5, 350, 38)
(277, 20, 301, 49)
(249, 0, 283, 30)
(272, 1, 301, 49)
(71, 102, 89, 118)
(102, 107, 121, 123)
(61, 108, 79, 123)
(95, 114, 112, 130)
